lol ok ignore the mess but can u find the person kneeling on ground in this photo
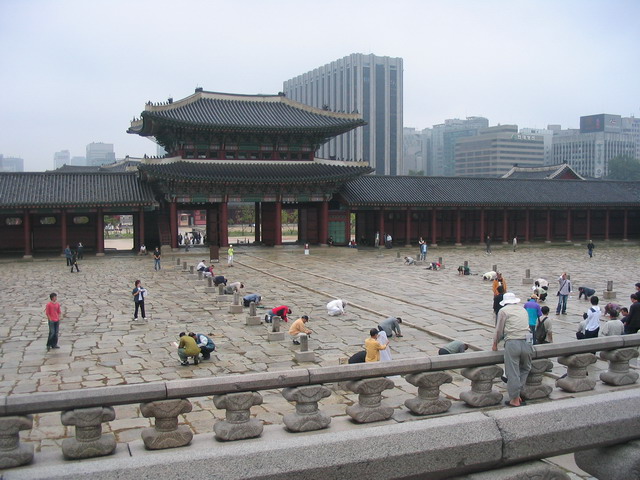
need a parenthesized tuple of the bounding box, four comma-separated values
(438, 340, 468, 355)
(404, 256, 416, 265)
(289, 315, 312, 345)
(578, 286, 596, 300)
(265, 305, 291, 323)
(189, 332, 215, 360)
(426, 262, 441, 270)
(213, 275, 227, 286)
(177, 332, 201, 366)
(224, 282, 244, 294)
(347, 350, 366, 364)
(327, 299, 347, 316)
(243, 293, 262, 307)
(378, 316, 403, 338)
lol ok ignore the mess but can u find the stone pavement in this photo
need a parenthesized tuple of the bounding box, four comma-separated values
(0, 241, 638, 478)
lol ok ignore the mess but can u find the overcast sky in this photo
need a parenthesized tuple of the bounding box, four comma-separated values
(1, 0, 638, 171)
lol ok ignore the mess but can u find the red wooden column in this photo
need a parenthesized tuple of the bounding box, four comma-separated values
(623, 209, 628, 241)
(319, 199, 329, 246)
(524, 208, 530, 242)
(274, 200, 283, 246)
(254, 203, 261, 244)
(169, 201, 178, 249)
(430, 208, 437, 246)
(479, 208, 485, 244)
(565, 208, 572, 242)
(502, 208, 509, 244)
(605, 208, 610, 241)
(96, 208, 105, 256)
(220, 201, 229, 247)
(455, 208, 462, 246)
(405, 208, 412, 247)
(378, 208, 385, 241)
(545, 209, 552, 243)
(60, 209, 68, 254)
(586, 208, 591, 241)
(23, 209, 32, 258)
(138, 207, 145, 249)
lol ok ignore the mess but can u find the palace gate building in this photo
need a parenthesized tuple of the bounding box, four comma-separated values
(0, 89, 639, 257)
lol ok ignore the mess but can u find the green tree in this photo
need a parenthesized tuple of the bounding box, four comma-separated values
(607, 155, 640, 181)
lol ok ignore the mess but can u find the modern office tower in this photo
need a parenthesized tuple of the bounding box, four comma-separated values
(519, 128, 554, 165)
(622, 116, 640, 159)
(283, 53, 403, 175)
(429, 117, 489, 176)
(86, 142, 116, 167)
(454, 125, 544, 177)
(71, 156, 87, 166)
(552, 114, 636, 178)
(0, 154, 25, 172)
(54, 150, 71, 169)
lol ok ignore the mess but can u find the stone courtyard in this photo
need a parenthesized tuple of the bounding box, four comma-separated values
(1, 241, 639, 478)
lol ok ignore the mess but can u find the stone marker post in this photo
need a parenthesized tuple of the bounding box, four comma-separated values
(599, 347, 639, 386)
(213, 392, 263, 441)
(556, 353, 597, 392)
(217, 284, 229, 302)
(346, 377, 395, 423)
(522, 268, 533, 285)
(228, 292, 243, 313)
(140, 399, 193, 450)
(521, 359, 553, 400)
(459, 365, 503, 407)
(439, 256, 444, 267)
(268, 315, 285, 341)
(404, 371, 453, 415)
(492, 264, 497, 272)
(245, 301, 261, 326)
(282, 385, 331, 432)
(197, 270, 203, 280)
(205, 276, 216, 293)
(294, 333, 315, 362)
(0, 415, 34, 468)
(175, 257, 181, 268)
(60, 406, 116, 460)
(182, 261, 187, 271)
(603, 280, 617, 299)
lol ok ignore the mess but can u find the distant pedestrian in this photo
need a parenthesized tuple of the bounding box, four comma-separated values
(77, 242, 84, 260)
(374, 231, 380, 248)
(184, 235, 190, 252)
(512, 236, 517, 252)
(132, 279, 147, 321)
(227, 244, 234, 267)
(45, 292, 62, 351)
(418, 237, 427, 261)
(153, 247, 161, 270)
(438, 340, 468, 355)
(69, 250, 80, 273)
(64, 245, 72, 266)
(587, 240, 595, 258)
(555, 273, 572, 315)
(485, 235, 492, 255)
(625, 294, 640, 334)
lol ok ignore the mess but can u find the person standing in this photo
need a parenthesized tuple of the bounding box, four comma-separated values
(45, 292, 62, 351)
(492, 292, 533, 408)
(624, 293, 640, 334)
(227, 244, 234, 267)
(587, 240, 595, 258)
(69, 249, 80, 272)
(153, 247, 161, 271)
(77, 242, 84, 260)
(64, 245, 72, 266)
(512, 236, 517, 252)
(556, 273, 572, 315)
(364, 328, 387, 362)
(132, 280, 147, 321)
(485, 235, 492, 255)
(493, 285, 505, 324)
(374, 231, 380, 248)
(523, 295, 542, 339)
(534, 306, 553, 344)
(377, 328, 392, 361)
(418, 237, 427, 261)
(492, 273, 507, 296)
(184, 235, 191, 252)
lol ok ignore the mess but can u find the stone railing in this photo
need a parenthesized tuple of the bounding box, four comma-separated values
(2, 335, 640, 479)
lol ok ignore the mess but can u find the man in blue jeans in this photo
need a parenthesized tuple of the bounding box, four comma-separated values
(556, 272, 572, 315)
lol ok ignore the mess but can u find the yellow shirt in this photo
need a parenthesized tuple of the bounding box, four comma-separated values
(365, 337, 386, 362)
(178, 335, 200, 356)
(289, 318, 311, 336)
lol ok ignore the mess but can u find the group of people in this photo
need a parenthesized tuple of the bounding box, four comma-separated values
(177, 331, 216, 366)
(374, 231, 393, 249)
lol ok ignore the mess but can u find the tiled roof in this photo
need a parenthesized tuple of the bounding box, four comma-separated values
(129, 91, 366, 136)
(53, 159, 141, 173)
(0, 172, 157, 209)
(501, 164, 584, 180)
(53, 165, 102, 173)
(139, 160, 373, 184)
(339, 176, 640, 207)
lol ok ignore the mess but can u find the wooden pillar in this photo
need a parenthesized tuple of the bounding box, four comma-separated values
(319, 200, 329, 246)
(220, 201, 229, 247)
(585, 208, 591, 241)
(430, 208, 437, 246)
(524, 208, 530, 242)
(623, 209, 628, 241)
(455, 208, 462, 246)
(345, 209, 352, 244)
(254, 203, 261, 244)
(23, 209, 32, 259)
(479, 208, 485, 244)
(545, 208, 552, 243)
(378, 208, 385, 239)
(405, 208, 412, 247)
(605, 208, 610, 241)
(169, 201, 178, 249)
(96, 208, 105, 256)
(60, 209, 67, 255)
(274, 200, 282, 246)
(502, 208, 508, 244)
(138, 207, 145, 249)
(566, 208, 572, 242)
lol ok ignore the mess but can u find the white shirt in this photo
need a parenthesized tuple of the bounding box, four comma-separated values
(584, 306, 601, 331)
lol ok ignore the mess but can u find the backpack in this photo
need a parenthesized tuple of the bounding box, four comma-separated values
(535, 317, 548, 344)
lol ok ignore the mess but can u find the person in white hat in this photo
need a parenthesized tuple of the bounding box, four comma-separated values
(492, 292, 533, 407)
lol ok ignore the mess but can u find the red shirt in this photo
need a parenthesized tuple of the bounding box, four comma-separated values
(272, 305, 290, 322)
(46, 301, 61, 322)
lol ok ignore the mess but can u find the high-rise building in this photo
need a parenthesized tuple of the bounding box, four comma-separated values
(0, 154, 24, 172)
(86, 142, 116, 167)
(454, 125, 544, 177)
(283, 53, 403, 175)
(402, 127, 427, 175)
(519, 127, 554, 165)
(429, 117, 489, 176)
(551, 114, 637, 178)
(53, 150, 71, 169)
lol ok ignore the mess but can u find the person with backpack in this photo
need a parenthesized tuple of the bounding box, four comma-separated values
(534, 306, 553, 344)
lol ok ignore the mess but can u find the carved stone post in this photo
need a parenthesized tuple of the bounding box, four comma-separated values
(599, 347, 640, 386)
(246, 301, 261, 326)
(0, 415, 34, 468)
(228, 292, 243, 313)
(60, 406, 116, 459)
(404, 371, 452, 415)
(556, 353, 597, 392)
(182, 261, 187, 271)
(521, 359, 553, 400)
(205, 276, 216, 293)
(603, 280, 616, 299)
(197, 270, 203, 280)
(346, 377, 395, 423)
(282, 385, 331, 432)
(217, 284, 229, 302)
(575, 439, 640, 480)
(294, 333, 315, 362)
(249, 301, 257, 316)
(140, 399, 193, 450)
(522, 268, 533, 285)
(213, 392, 263, 441)
(460, 365, 503, 407)
(268, 315, 285, 341)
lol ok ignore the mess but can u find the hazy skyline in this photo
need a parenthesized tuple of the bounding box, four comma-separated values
(1, 0, 638, 171)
